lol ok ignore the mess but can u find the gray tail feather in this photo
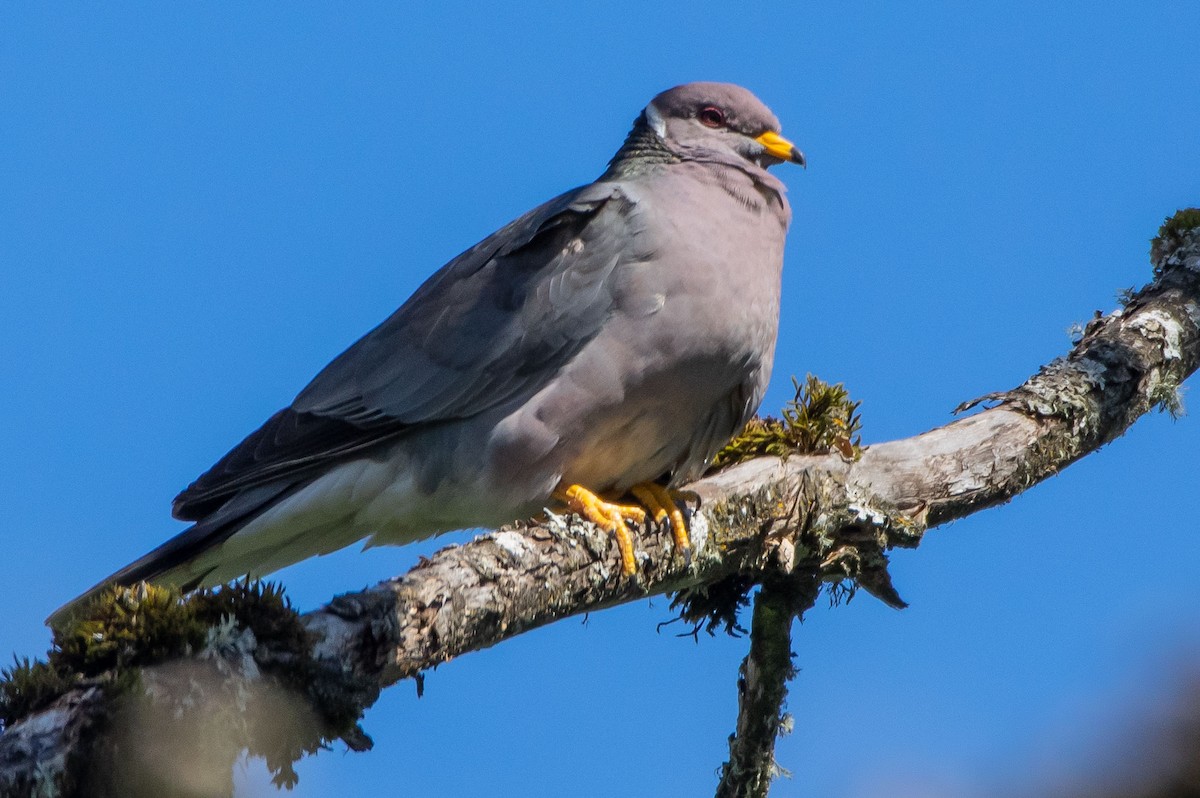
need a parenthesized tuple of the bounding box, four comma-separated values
(46, 482, 296, 629)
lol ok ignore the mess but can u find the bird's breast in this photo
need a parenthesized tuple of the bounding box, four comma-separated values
(505, 173, 786, 492)
(617, 173, 785, 363)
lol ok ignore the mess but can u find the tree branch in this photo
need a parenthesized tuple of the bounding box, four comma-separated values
(2, 213, 1198, 797)
(715, 580, 813, 798)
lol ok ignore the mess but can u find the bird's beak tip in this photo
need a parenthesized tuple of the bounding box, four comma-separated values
(754, 130, 806, 170)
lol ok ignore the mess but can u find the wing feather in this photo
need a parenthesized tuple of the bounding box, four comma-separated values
(172, 183, 637, 520)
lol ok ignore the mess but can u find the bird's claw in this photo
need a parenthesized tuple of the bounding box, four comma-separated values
(556, 484, 645, 575)
(556, 482, 697, 576)
(629, 483, 694, 565)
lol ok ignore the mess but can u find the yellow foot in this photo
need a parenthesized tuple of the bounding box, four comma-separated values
(555, 484, 646, 575)
(630, 483, 695, 564)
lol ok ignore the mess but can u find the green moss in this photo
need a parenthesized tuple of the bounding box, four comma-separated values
(1, 584, 197, 728)
(1, 580, 370, 790)
(0, 656, 79, 726)
(709, 374, 863, 471)
(55, 584, 208, 676)
(1150, 207, 1200, 270)
(1156, 207, 1200, 241)
(674, 378, 864, 635)
(28, 581, 309, 688)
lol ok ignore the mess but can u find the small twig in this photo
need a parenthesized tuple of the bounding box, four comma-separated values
(715, 579, 816, 798)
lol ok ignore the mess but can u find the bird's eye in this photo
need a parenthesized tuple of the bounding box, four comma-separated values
(698, 106, 725, 128)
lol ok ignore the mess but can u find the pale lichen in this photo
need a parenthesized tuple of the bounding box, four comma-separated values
(1130, 308, 1185, 361)
(490, 529, 534, 562)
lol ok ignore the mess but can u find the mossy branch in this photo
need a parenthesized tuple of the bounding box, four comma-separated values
(715, 580, 813, 798)
(709, 375, 863, 470)
(1, 210, 1198, 798)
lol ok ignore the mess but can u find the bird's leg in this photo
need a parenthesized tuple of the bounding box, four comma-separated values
(629, 483, 695, 564)
(554, 482, 698, 574)
(555, 484, 646, 575)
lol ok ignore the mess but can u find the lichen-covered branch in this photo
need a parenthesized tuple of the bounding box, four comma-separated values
(2, 212, 1198, 797)
(715, 580, 814, 798)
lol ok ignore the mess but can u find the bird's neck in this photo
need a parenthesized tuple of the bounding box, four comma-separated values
(601, 115, 681, 179)
(601, 116, 786, 208)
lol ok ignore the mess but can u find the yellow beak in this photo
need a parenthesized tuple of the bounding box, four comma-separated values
(754, 130, 806, 167)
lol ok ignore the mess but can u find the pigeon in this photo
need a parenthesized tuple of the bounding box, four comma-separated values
(50, 82, 805, 625)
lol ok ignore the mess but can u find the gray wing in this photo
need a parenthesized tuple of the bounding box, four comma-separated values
(173, 181, 640, 520)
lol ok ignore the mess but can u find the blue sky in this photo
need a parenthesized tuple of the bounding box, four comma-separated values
(2, 3, 1199, 796)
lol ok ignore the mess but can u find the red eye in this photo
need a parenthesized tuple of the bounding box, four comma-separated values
(698, 106, 725, 128)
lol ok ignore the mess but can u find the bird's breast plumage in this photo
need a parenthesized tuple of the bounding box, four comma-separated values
(499, 165, 788, 493)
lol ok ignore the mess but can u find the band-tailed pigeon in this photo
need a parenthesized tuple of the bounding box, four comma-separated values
(50, 82, 804, 625)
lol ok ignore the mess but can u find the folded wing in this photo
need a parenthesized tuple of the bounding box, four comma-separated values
(172, 182, 639, 522)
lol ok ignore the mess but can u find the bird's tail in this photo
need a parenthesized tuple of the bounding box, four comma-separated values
(45, 519, 229, 629)
(45, 482, 297, 628)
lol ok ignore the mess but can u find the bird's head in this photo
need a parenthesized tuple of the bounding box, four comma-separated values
(643, 82, 805, 170)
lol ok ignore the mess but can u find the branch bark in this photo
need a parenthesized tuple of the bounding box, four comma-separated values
(715, 580, 813, 798)
(2, 215, 1198, 797)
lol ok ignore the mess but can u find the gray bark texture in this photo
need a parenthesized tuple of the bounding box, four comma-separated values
(2, 214, 1198, 798)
